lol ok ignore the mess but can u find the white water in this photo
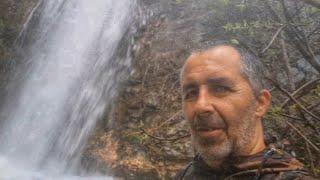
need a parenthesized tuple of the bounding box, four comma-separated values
(0, 0, 138, 178)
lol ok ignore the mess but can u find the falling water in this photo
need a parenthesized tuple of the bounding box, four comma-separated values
(0, 0, 140, 178)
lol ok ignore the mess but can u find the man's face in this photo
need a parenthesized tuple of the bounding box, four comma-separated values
(181, 46, 260, 162)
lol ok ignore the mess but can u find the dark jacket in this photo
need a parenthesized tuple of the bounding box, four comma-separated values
(176, 148, 315, 180)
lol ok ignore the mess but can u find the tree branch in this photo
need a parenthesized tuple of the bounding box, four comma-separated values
(279, 111, 320, 135)
(267, 77, 320, 121)
(278, 113, 305, 121)
(280, 78, 320, 108)
(286, 121, 320, 153)
(297, 108, 320, 136)
(140, 128, 190, 142)
(261, 25, 285, 54)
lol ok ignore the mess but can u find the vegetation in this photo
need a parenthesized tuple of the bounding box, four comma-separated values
(217, 1, 320, 176)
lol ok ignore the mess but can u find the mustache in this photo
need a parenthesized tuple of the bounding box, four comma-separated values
(191, 114, 227, 130)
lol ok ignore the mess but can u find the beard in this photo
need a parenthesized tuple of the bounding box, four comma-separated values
(192, 133, 233, 162)
(190, 101, 257, 167)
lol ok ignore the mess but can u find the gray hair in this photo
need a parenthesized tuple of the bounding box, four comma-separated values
(236, 47, 266, 97)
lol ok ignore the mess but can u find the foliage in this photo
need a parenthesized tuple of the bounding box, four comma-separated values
(312, 85, 320, 98)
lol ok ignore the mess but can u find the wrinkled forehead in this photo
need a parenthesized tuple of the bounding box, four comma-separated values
(181, 46, 242, 79)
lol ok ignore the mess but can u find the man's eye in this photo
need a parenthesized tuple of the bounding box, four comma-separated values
(184, 89, 198, 100)
(211, 86, 231, 94)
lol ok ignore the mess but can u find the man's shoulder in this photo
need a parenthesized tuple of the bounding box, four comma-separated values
(175, 156, 229, 180)
(176, 164, 316, 180)
(175, 149, 318, 180)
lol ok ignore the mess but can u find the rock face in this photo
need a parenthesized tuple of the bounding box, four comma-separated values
(0, 0, 38, 64)
(0, 0, 38, 97)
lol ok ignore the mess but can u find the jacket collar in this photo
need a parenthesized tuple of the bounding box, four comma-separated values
(192, 148, 305, 178)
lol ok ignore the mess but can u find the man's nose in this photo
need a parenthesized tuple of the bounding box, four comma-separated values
(194, 86, 214, 115)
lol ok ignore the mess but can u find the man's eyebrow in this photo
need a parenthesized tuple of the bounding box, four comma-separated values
(207, 77, 235, 87)
(182, 81, 198, 91)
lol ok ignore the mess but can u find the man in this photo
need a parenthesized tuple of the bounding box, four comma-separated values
(177, 45, 313, 179)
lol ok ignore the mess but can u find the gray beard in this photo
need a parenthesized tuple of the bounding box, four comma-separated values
(191, 102, 257, 167)
(192, 134, 233, 162)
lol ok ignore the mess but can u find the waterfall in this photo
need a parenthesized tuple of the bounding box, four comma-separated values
(0, 0, 139, 178)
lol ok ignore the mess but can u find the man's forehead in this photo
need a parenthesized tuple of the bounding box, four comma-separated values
(183, 45, 242, 75)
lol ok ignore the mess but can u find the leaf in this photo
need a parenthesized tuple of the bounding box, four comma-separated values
(230, 39, 239, 45)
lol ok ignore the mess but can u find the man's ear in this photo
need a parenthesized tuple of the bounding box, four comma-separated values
(255, 89, 271, 118)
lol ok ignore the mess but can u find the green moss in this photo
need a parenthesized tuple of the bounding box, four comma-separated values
(230, 38, 239, 45)
(122, 131, 149, 145)
(218, 0, 230, 6)
(312, 85, 320, 97)
(269, 106, 284, 114)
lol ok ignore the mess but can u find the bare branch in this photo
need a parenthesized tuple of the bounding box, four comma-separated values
(263, 0, 320, 72)
(268, 77, 320, 121)
(279, 111, 320, 135)
(140, 128, 190, 142)
(286, 121, 320, 153)
(261, 25, 285, 54)
(278, 113, 305, 121)
(281, 78, 320, 108)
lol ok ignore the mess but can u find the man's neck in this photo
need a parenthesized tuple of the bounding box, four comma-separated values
(243, 122, 266, 156)
(202, 146, 266, 172)
(203, 128, 266, 170)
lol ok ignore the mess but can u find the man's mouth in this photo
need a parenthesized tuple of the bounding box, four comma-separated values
(194, 126, 224, 138)
(191, 115, 226, 139)
(196, 127, 217, 132)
